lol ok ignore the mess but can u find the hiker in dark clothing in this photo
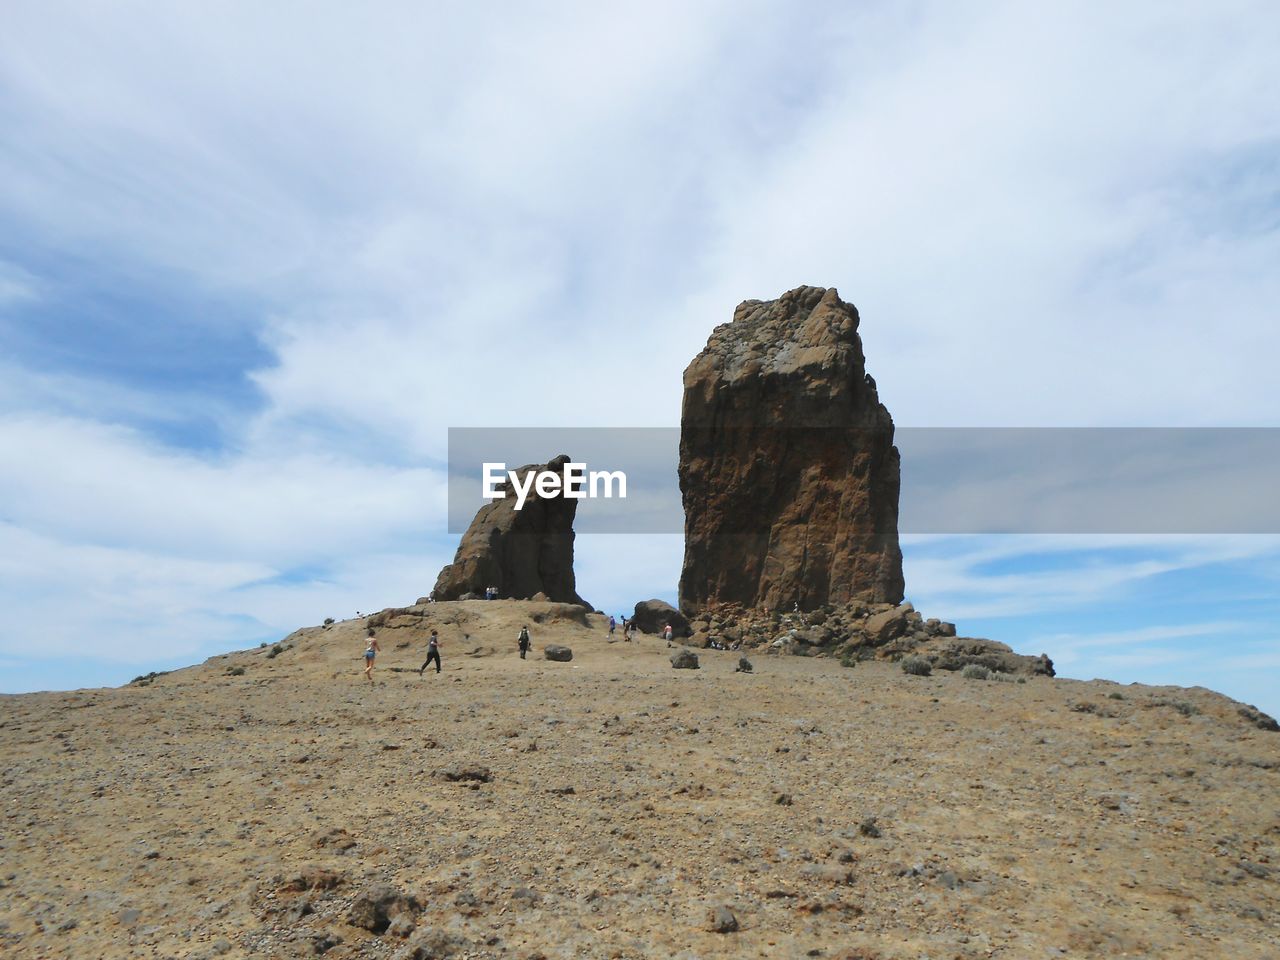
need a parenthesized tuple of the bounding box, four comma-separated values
(517, 625, 531, 659)
(419, 630, 442, 675)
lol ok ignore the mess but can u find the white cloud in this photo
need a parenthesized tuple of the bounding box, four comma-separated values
(902, 533, 1280, 619)
(0, 413, 447, 560)
(1, 1, 1278, 699)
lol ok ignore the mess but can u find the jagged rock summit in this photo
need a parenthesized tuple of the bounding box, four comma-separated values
(433, 454, 590, 606)
(678, 285, 904, 614)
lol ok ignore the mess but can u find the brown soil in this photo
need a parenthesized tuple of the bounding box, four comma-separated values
(1, 600, 1277, 958)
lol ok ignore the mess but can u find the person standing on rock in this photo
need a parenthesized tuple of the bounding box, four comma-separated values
(363, 629, 381, 681)
(517, 624, 532, 659)
(419, 630, 442, 675)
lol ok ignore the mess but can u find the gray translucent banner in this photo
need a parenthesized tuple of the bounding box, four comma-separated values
(447, 427, 1280, 534)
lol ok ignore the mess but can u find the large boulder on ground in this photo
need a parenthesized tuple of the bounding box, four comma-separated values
(678, 287, 904, 615)
(670, 649, 700, 669)
(543, 645, 573, 662)
(631, 599, 690, 637)
(433, 454, 590, 606)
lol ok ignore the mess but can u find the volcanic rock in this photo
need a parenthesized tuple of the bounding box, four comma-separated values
(678, 286, 904, 614)
(863, 603, 915, 645)
(925, 637, 1056, 677)
(631, 599, 690, 637)
(433, 454, 590, 606)
(670, 649, 700, 670)
(543, 644, 573, 662)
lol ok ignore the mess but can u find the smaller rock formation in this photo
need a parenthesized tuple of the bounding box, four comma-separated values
(543, 645, 573, 662)
(631, 599, 690, 637)
(433, 455, 589, 606)
(670, 649, 700, 670)
(348, 883, 420, 935)
(693, 600, 1053, 676)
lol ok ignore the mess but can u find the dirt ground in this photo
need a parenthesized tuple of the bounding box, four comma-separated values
(2, 600, 1277, 959)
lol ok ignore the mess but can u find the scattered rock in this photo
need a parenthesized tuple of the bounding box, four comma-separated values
(311, 931, 343, 955)
(864, 604, 914, 645)
(707, 904, 739, 933)
(437, 765, 493, 784)
(348, 882, 420, 934)
(670, 649, 700, 670)
(392, 927, 468, 960)
(735, 656, 753, 673)
(1239, 705, 1280, 732)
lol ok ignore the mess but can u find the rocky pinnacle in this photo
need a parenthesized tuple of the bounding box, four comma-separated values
(678, 286, 905, 613)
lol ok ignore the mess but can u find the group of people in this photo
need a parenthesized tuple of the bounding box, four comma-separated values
(362, 623, 536, 680)
(607, 615, 638, 641)
(361, 610, 689, 681)
(483, 585, 500, 600)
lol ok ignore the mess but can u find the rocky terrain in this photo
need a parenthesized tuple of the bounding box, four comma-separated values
(434, 455, 589, 605)
(679, 286, 904, 613)
(3, 600, 1278, 959)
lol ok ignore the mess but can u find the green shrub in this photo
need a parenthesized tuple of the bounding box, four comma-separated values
(900, 656, 932, 676)
(266, 644, 283, 659)
(1107, 691, 1125, 701)
(323, 617, 334, 626)
(961, 664, 990, 680)
(227, 665, 246, 676)
(839, 652, 858, 669)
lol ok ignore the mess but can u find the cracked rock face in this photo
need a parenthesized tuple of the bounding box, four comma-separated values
(433, 454, 590, 606)
(678, 286, 904, 614)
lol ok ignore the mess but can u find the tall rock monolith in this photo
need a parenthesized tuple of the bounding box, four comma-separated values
(433, 454, 590, 606)
(678, 286, 904, 614)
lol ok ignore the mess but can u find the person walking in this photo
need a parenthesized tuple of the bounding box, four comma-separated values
(419, 630, 442, 675)
(662, 623, 674, 646)
(363, 629, 381, 681)
(517, 624, 532, 659)
(608, 615, 616, 638)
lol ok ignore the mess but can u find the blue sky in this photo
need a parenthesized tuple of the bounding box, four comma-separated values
(2, 2, 1278, 714)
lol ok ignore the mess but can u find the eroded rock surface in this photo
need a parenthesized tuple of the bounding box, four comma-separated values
(433, 454, 589, 606)
(679, 286, 904, 614)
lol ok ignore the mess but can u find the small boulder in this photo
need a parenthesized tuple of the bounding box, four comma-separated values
(436, 765, 493, 783)
(671, 649, 700, 670)
(543, 645, 573, 662)
(735, 657, 753, 673)
(707, 904, 739, 933)
(863, 603, 914, 645)
(348, 883, 419, 934)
